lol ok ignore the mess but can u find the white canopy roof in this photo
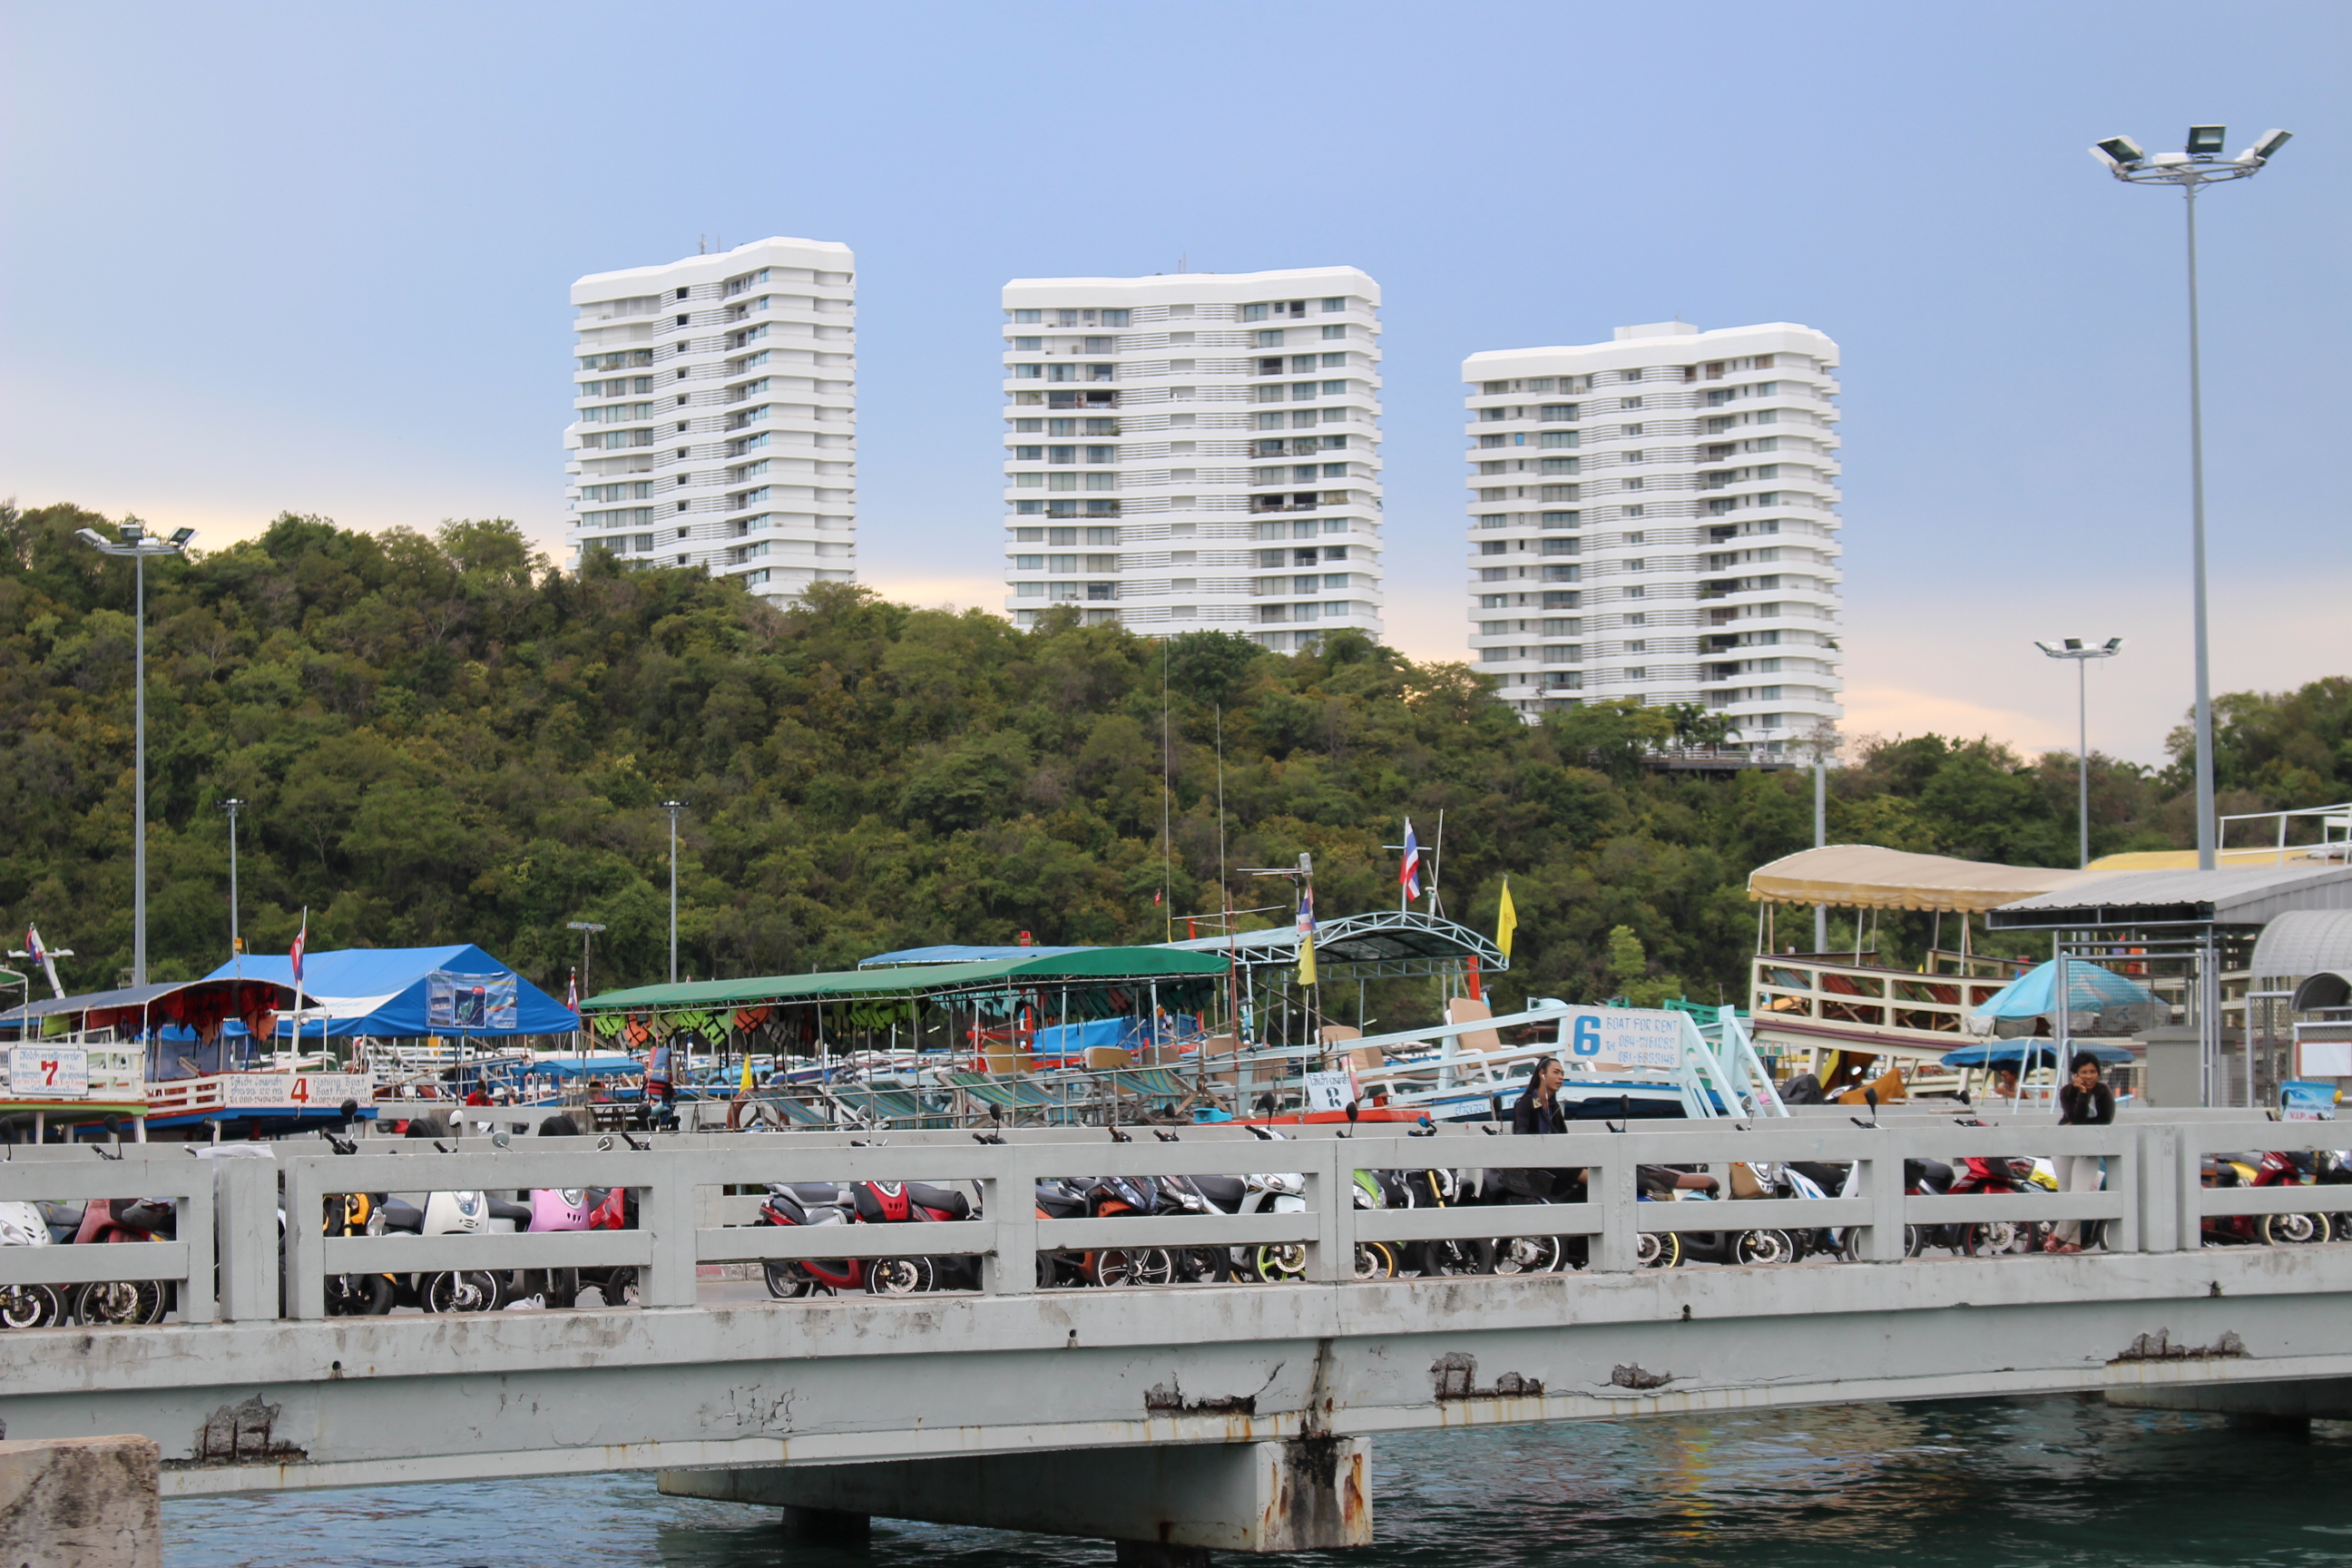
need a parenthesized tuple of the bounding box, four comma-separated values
(1745, 845, 2116, 915)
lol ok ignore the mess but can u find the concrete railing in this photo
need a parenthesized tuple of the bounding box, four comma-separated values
(6, 1116, 2352, 1327)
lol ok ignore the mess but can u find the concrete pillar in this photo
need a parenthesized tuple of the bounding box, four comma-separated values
(0, 1435, 162, 1568)
(2108, 1377, 2352, 1423)
(661, 1436, 1373, 1554)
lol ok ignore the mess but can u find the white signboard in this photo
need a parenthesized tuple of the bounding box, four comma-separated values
(1301, 1069, 1355, 1114)
(2299, 1040, 2352, 1080)
(222, 1073, 375, 1111)
(1562, 1008, 1683, 1073)
(8, 1046, 89, 1099)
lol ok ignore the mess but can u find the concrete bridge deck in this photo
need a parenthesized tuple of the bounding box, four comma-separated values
(5, 1114, 2352, 1551)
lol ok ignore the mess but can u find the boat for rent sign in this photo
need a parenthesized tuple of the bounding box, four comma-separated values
(222, 1073, 375, 1110)
(1561, 1009, 1683, 1073)
(8, 1046, 89, 1098)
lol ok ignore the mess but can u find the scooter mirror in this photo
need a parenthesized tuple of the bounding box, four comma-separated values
(1865, 1088, 1878, 1112)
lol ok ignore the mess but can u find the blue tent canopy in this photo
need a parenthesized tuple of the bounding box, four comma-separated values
(1970, 959, 2160, 1022)
(526, 1054, 642, 1078)
(1940, 1040, 2136, 1068)
(200, 946, 579, 1039)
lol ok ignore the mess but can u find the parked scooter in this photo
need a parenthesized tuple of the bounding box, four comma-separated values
(759, 1181, 869, 1297)
(65, 1196, 177, 1325)
(0, 1200, 63, 1328)
(2203, 1150, 2330, 1248)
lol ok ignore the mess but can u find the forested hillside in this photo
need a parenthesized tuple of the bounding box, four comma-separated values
(4, 503, 2344, 1019)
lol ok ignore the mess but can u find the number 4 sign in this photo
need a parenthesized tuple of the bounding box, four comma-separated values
(8, 1046, 90, 1099)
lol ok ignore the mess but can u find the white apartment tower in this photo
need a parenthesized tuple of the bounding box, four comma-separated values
(1000, 268, 1384, 647)
(1461, 321, 1844, 747)
(565, 238, 856, 607)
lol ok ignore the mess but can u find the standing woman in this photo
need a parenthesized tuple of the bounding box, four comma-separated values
(2048, 1053, 2114, 1253)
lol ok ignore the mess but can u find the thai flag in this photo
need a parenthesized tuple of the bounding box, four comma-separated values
(24, 925, 42, 965)
(289, 912, 308, 988)
(1398, 818, 1422, 899)
(1296, 884, 1317, 937)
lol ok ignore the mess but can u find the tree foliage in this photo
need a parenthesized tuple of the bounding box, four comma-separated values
(2, 503, 2336, 1019)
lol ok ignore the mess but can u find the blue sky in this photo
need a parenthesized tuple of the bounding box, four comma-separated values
(5, 2, 2344, 764)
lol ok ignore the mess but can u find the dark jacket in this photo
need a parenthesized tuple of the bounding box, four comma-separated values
(2057, 1082, 2115, 1125)
(1514, 1093, 1564, 1136)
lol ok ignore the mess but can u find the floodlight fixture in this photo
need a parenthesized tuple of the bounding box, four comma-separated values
(2186, 125, 2228, 157)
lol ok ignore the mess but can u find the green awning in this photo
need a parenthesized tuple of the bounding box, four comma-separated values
(581, 946, 1229, 1015)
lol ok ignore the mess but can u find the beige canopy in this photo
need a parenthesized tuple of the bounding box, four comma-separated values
(1747, 845, 2118, 914)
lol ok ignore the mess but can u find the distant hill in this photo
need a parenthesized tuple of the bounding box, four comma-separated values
(5, 503, 2339, 1019)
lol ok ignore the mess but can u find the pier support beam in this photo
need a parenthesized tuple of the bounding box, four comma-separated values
(660, 1436, 1372, 1554)
(0, 1435, 162, 1568)
(2107, 1376, 2352, 1431)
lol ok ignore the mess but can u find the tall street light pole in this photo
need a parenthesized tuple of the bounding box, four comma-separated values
(74, 520, 196, 986)
(2092, 124, 2291, 871)
(660, 801, 688, 985)
(2034, 639, 2125, 869)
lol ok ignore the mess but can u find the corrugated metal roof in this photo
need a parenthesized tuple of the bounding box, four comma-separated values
(2251, 909, 2352, 979)
(1990, 863, 2352, 928)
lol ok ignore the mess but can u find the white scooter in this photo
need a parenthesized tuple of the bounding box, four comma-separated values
(0, 1200, 61, 1328)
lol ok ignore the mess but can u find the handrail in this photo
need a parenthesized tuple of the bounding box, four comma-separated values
(17, 1117, 2352, 1328)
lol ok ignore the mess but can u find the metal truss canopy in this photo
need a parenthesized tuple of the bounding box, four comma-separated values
(1158, 907, 1506, 979)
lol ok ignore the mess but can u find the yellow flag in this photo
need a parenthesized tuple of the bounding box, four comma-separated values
(1496, 878, 1519, 963)
(740, 1054, 754, 1094)
(1297, 931, 1317, 988)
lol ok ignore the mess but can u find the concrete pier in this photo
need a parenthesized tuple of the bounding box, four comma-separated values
(660, 1436, 1373, 1554)
(0, 1435, 162, 1568)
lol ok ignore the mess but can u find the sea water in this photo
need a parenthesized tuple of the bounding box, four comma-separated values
(163, 1395, 2352, 1566)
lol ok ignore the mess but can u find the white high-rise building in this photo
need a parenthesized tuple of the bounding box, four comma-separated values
(1000, 267, 1384, 647)
(1460, 321, 1844, 747)
(565, 238, 857, 608)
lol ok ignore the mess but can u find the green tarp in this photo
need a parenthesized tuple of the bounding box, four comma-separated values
(581, 946, 1229, 1015)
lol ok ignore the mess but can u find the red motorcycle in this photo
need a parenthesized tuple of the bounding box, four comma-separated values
(1949, 1155, 2038, 1255)
(66, 1198, 176, 1326)
(2204, 1151, 2329, 1248)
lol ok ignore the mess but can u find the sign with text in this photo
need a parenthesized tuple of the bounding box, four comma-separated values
(8, 1046, 89, 1099)
(426, 972, 517, 1032)
(1561, 1008, 1683, 1073)
(222, 1073, 375, 1111)
(1301, 1070, 1355, 1114)
(2279, 1080, 2338, 1122)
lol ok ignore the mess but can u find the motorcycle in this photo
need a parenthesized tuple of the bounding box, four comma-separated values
(759, 1181, 870, 1297)
(1671, 1163, 1799, 1268)
(378, 1186, 531, 1312)
(0, 1200, 63, 1328)
(850, 1178, 981, 1293)
(64, 1196, 178, 1326)
(2204, 1150, 2330, 1248)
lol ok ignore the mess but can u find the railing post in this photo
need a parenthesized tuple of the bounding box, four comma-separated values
(2175, 1122, 2205, 1253)
(2109, 1126, 2140, 1253)
(213, 1155, 280, 1320)
(1304, 1140, 1348, 1283)
(2137, 1123, 2174, 1253)
(984, 1148, 1036, 1297)
(173, 1161, 217, 1325)
(642, 1153, 699, 1308)
(281, 1156, 327, 1320)
(1864, 1130, 1906, 1262)
(1594, 1148, 1638, 1272)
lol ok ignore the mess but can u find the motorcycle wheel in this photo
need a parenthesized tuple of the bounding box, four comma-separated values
(1903, 1224, 1925, 1258)
(542, 1269, 579, 1310)
(72, 1280, 166, 1326)
(1352, 1242, 1398, 1281)
(424, 1270, 502, 1313)
(1181, 1247, 1232, 1284)
(1734, 1229, 1797, 1266)
(601, 1268, 641, 1307)
(1636, 1231, 1682, 1269)
(1099, 1248, 1175, 1288)
(2259, 1212, 2329, 1247)
(1493, 1235, 1563, 1275)
(764, 1261, 818, 1298)
(2333, 1212, 2352, 1244)
(1963, 1220, 2025, 1257)
(0, 1283, 62, 1328)
(1251, 1242, 1308, 1283)
(865, 1257, 926, 1296)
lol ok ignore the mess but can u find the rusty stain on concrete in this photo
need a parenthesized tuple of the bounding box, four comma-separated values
(167, 1396, 308, 1468)
(1431, 1352, 1545, 1401)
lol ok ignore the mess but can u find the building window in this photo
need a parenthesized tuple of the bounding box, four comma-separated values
(1322, 297, 1347, 311)
(1258, 329, 1284, 348)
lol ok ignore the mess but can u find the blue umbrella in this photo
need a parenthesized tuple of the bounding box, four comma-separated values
(1969, 959, 2159, 1023)
(1940, 1040, 2134, 1068)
